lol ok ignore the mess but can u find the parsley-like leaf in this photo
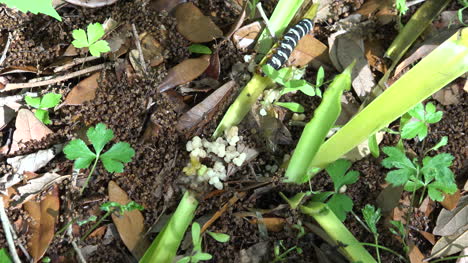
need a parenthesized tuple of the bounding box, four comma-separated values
(427, 181, 457, 202)
(326, 159, 359, 192)
(25, 96, 41, 108)
(72, 23, 110, 57)
(63, 139, 96, 169)
(327, 193, 353, 222)
(362, 204, 381, 235)
(72, 29, 89, 48)
(421, 153, 454, 182)
(382, 147, 417, 186)
(87, 123, 114, 154)
(100, 142, 135, 173)
(402, 102, 443, 140)
(40, 93, 62, 108)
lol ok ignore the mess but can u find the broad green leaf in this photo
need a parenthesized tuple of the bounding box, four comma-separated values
(325, 159, 359, 192)
(63, 139, 96, 169)
(100, 142, 135, 173)
(176, 257, 191, 263)
(428, 136, 448, 152)
(34, 109, 50, 124)
(207, 231, 230, 243)
(0, 248, 12, 263)
(0, 0, 62, 21)
(89, 40, 110, 57)
(283, 80, 315, 96)
(274, 102, 304, 113)
(382, 147, 415, 170)
(191, 222, 201, 248)
(316, 66, 325, 87)
(87, 123, 114, 154)
(403, 180, 424, 192)
(386, 169, 412, 186)
(425, 102, 436, 114)
(362, 204, 381, 235)
(327, 193, 353, 222)
(72, 29, 89, 48)
(192, 252, 212, 261)
(425, 111, 443, 124)
(421, 153, 454, 182)
(427, 181, 457, 201)
(188, 44, 212, 54)
(408, 103, 425, 121)
(25, 96, 41, 108)
(87, 23, 105, 45)
(401, 121, 427, 140)
(40, 93, 62, 108)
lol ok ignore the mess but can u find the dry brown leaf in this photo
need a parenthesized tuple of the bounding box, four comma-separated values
(355, 0, 395, 25)
(108, 181, 149, 259)
(16, 172, 68, 207)
(287, 35, 333, 70)
(232, 22, 262, 49)
(1, 109, 53, 154)
(419, 230, 436, 245)
(176, 81, 237, 136)
(364, 39, 387, 74)
(441, 189, 461, 211)
(149, 0, 187, 12)
(140, 33, 164, 67)
(88, 225, 107, 240)
(1, 105, 16, 130)
(204, 51, 220, 80)
(428, 230, 468, 260)
(419, 196, 435, 217)
(175, 3, 223, 43)
(157, 55, 211, 92)
(24, 185, 59, 263)
(63, 73, 100, 106)
(433, 196, 468, 236)
(249, 217, 285, 232)
(433, 84, 462, 106)
(408, 244, 424, 263)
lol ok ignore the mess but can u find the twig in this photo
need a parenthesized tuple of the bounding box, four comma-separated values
(2, 63, 109, 91)
(0, 32, 12, 67)
(256, 2, 275, 39)
(68, 224, 86, 263)
(8, 224, 31, 262)
(0, 196, 21, 263)
(131, 24, 147, 73)
(54, 56, 100, 73)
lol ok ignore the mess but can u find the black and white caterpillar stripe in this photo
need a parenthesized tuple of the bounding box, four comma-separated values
(266, 18, 314, 70)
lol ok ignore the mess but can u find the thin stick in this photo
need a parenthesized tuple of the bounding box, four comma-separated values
(68, 224, 86, 263)
(0, 196, 21, 263)
(131, 24, 147, 73)
(8, 224, 31, 261)
(54, 56, 100, 73)
(256, 2, 276, 39)
(0, 32, 12, 67)
(2, 63, 109, 91)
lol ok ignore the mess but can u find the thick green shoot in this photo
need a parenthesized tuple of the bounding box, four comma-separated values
(284, 62, 355, 184)
(308, 28, 468, 171)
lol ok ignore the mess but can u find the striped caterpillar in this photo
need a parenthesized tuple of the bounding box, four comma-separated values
(266, 18, 314, 70)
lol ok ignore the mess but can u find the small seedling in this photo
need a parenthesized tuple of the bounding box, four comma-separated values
(56, 215, 97, 236)
(362, 204, 382, 263)
(72, 23, 111, 57)
(395, 0, 409, 15)
(279, 191, 311, 210)
(309, 159, 359, 221)
(382, 145, 457, 203)
(188, 44, 212, 55)
(177, 222, 230, 263)
(389, 220, 409, 253)
(272, 240, 302, 262)
(25, 92, 62, 124)
(63, 123, 135, 194)
(0, 0, 61, 21)
(82, 201, 143, 240)
(401, 102, 443, 141)
(458, 0, 468, 26)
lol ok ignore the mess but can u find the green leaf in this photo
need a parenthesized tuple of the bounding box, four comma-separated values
(123, 201, 144, 212)
(176, 257, 191, 263)
(191, 222, 201, 249)
(192, 252, 212, 262)
(368, 133, 379, 158)
(403, 180, 424, 192)
(0, 0, 62, 21)
(279, 191, 311, 209)
(100, 201, 122, 212)
(274, 102, 304, 113)
(428, 136, 448, 152)
(207, 231, 230, 243)
(395, 0, 409, 14)
(362, 204, 381, 235)
(63, 139, 97, 169)
(72, 29, 89, 48)
(381, 147, 415, 170)
(87, 23, 105, 45)
(401, 121, 427, 140)
(262, 65, 292, 85)
(408, 103, 425, 121)
(188, 44, 212, 54)
(389, 220, 405, 237)
(34, 109, 50, 124)
(100, 142, 135, 173)
(309, 191, 334, 203)
(87, 123, 114, 154)
(421, 153, 454, 182)
(316, 66, 325, 87)
(386, 169, 412, 186)
(40, 92, 62, 108)
(89, 40, 110, 57)
(425, 111, 443, 124)
(283, 80, 315, 96)
(0, 248, 12, 263)
(427, 181, 457, 201)
(77, 215, 97, 226)
(325, 159, 359, 192)
(25, 96, 41, 108)
(327, 193, 353, 222)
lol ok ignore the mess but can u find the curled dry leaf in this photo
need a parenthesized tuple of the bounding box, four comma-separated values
(204, 51, 220, 80)
(15, 172, 69, 207)
(428, 230, 468, 260)
(64, 0, 118, 8)
(287, 35, 333, 70)
(157, 55, 211, 92)
(408, 244, 424, 263)
(175, 3, 223, 43)
(433, 84, 462, 106)
(433, 196, 468, 236)
(355, 0, 396, 25)
(140, 32, 164, 67)
(249, 217, 286, 232)
(440, 189, 461, 211)
(149, 0, 187, 12)
(0, 109, 53, 155)
(108, 181, 149, 259)
(232, 22, 262, 50)
(63, 73, 100, 106)
(24, 185, 60, 263)
(176, 80, 237, 136)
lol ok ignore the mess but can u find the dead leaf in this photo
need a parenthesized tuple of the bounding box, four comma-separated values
(140, 33, 164, 67)
(62, 73, 100, 106)
(428, 230, 468, 260)
(457, 248, 468, 263)
(365, 39, 387, 74)
(149, 0, 187, 12)
(24, 185, 60, 263)
(0, 105, 16, 130)
(176, 81, 237, 136)
(175, 3, 223, 43)
(441, 189, 461, 211)
(249, 217, 285, 232)
(157, 55, 211, 92)
(418, 230, 436, 245)
(88, 225, 107, 240)
(204, 51, 220, 80)
(287, 35, 333, 70)
(433, 196, 468, 236)
(433, 84, 462, 106)
(355, 0, 396, 25)
(314, 0, 334, 21)
(15, 172, 69, 207)
(64, 0, 118, 8)
(232, 22, 262, 49)
(238, 241, 269, 263)
(408, 244, 424, 263)
(108, 181, 149, 259)
(419, 196, 435, 217)
(392, 194, 411, 223)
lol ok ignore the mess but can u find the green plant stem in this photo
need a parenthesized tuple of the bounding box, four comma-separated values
(80, 154, 100, 195)
(358, 243, 407, 262)
(374, 236, 381, 263)
(81, 210, 112, 241)
(56, 218, 77, 236)
(430, 255, 468, 263)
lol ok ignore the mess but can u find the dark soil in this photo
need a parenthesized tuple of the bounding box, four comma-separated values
(0, 0, 466, 263)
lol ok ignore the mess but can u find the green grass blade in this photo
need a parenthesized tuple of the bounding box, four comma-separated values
(140, 191, 198, 263)
(284, 62, 354, 184)
(309, 28, 468, 171)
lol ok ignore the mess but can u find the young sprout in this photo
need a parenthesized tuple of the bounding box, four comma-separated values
(362, 205, 382, 263)
(25, 92, 62, 125)
(389, 220, 409, 253)
(72, 23, 111, 57)
(395, 0, 409, 15)
(188, 44, 212, 55)
(272, 240, 302, 262)
(401, 102, 443, 141)
(63, 123, 135, 194)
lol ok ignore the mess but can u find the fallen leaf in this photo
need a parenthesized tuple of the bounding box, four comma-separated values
(433, 84, 462, 106)
(24, 185, 60, 263)
(15, 172, 69, 207)
(365, 39, 387, 74)
(140, 33, 164, 67)
(232, 22, 262, 49)
(441, 189, 461, 211)
(433, 196, 468, 236)
(64, 0, 118, 8)
(174, 3, 223, 43)
(149, 0, 187, 12)
(457, 248, 468, 263)
(408, 244, 424, 263)
(88, 225, 107, 240)
(204, 51, 220, 80)
(287, 35, 333, 70)
(392, 194, 411, 223)
(238, 241, 269, 263)
(418, 230, 436, 245)
(157, 55, 211, 92)
(108, 181, 149, 259)
(249, 217, 285, 232)
(419, 196, 436, 217)
(1, 109, 53, 154)
(0, 105, 16, 130)
(176, 81, 237, 136)
(355, 0, 396, 25)
(428, 230, 468, 260)
(314, 0, 334, 21)
(63, 73, 100, 106)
